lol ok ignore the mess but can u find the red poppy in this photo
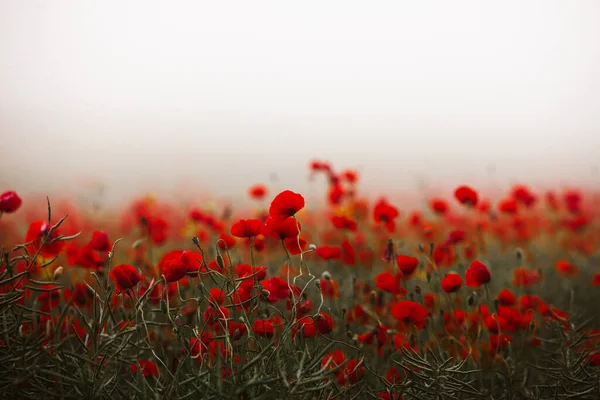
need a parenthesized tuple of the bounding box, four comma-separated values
(159, 250, 203, 282)
(0, 190, 22, 213)
(260, 276, 291, 302)
(331, 215, 357, 231)
(341, 239, 356, 265)
(498, 198, 518, 214)
(465, 260, 491, 287)
(248, 184, 268, 200)
(262, 217, 300, 240)
(338, 358, 364, 386)
(322, 350, 346, 369)
(430, 198, 449, 215)
(555, 260, 579, 277)
(230, 218, 263, 238)
(328, 184, 345, 206)
(315, 246, 342, 261)
(235, 264, 267, 281)
(373, 199, 399, 229)
(25, 220, 65, 257)
(396, 255, 419, 277)
(441, 273, 463, 293)
(88, 231, 111, 252)
(391, 300, 429, 329)
(511, 185, 537, 208)
(592, 273, 600, 286)
(131, 359, 159, 377)
(497, 289, 516, 306)
(512, 267, 541, 288)
(109, 264, 145, 291)
(252, 319, 275, 338)
(284, 237, 308, 255)
(269, 190, 305, 221)
(454, 186, 478, 207)
(315, 312, 334, 334)
(217, 233, 236, 250)
(375, 272, 403, 295)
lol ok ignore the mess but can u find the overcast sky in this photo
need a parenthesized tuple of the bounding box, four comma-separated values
(1, 1, 599, 205)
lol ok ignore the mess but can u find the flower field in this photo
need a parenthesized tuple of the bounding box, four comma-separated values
(1, 160, 600, 399)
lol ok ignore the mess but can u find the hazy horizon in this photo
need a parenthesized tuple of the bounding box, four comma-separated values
(1, 1, 599, 206)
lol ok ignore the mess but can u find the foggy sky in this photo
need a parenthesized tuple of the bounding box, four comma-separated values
(1, 1, 599, 206)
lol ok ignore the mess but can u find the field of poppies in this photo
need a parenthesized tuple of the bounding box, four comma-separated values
(1, 160, 600, 399)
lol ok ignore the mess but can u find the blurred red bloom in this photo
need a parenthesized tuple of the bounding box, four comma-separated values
(109, 264, 145, 291)
(430, 198, 449, 215)
(441, 273, 463, 293)
(217, 233, 236, 250)
(454, 186, 478, 207)
(248, 184, 268, 200)
(269, 190, 305, 221)
(555, 260, 579, 277)
(512, 267, 541, 288)
(331, 215, 357, 231)
(230, 219, 263, 238)
(315, 246, 341, 261)
(497, 289, 516, 306)
(465, 260, 491, 287)
(592, 273, 600, 286)
(0, 190, 22, 213)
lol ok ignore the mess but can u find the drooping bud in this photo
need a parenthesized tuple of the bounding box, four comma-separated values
(53, 266, 64, 281)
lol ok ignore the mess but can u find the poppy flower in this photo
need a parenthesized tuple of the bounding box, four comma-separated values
(497, 289, 516, 306)
(131, 359, 159, 377)
(338, 358, 364, 386)
(109, 264, 145, 291)
(248, 184, 267, 200)
(230, 219, 263, 238)
(159, 250, 203, 282)
(328, 184, 345, 205)
(430, 198, 449, 215)
(269, 190, 305, 221)
(373, 199, 399, 230)
(25, 220, 65, 257)
(512, 267, 541, 287)
(217, 233, 236, 250)
(260, 276, 291, 302)
(235, 264, 267, 281)
(262, 217, 300, 240)
(375, 272, 404, 295)
(555, 260, 579, 277)
(391, 300, 429, 329)
(465, 260, 491, 287)
(0, 190, 22, 213)
(315, 246, 342, 261)
(454, 186, 478, 207)
(88, 231, 111, 252)
(341, 239, 356, 265)
(314, 312, 334, 334)
(592, 273, 600, 286)
(284, 237, 308, 255)
(441, 273, 463, 293)
(252, 319, 275, 338)
(331, 215, 357, 231)
(396, 255, 419, 277)
(511, 185, 537, 208)
(498, 199, 518, 214)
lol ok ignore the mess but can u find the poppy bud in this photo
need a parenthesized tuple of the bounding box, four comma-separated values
(418, 243, 424, 252)
(160, 299, 168, 314)
(53, 266, 64, 281)
(315, 279, 321, 289)
(426, 272, 432, 283)
(467, 293, 476, 307)
(192, 236, 200, 246)
(415, 285, 421, 295)
(308, 244, 317, 251)
(515, 248, 523, 261)
(216, 254, 225, 270)
(322, 271, 331, 280)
